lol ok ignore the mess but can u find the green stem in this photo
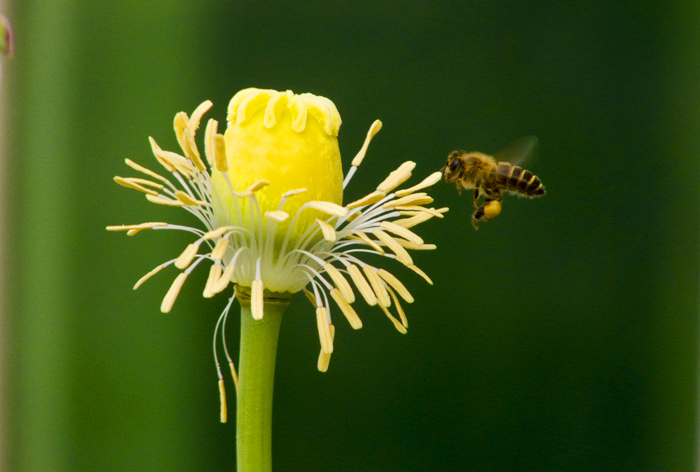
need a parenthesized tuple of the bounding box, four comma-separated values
(237, 292, 290, 472)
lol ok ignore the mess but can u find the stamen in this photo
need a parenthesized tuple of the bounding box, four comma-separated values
(316, 307, 333, 354)
(395, 171, 443, 197)
(125, 158, 170, 183)
(303, 287, 318, 307)
(106, 222, 168, 233)
(317, 324, 335, 372)
(251, 259, 264, 320)
(378, 304, 408, 334)
(372, 229, 413, 265)
(347, 264, 377, 306)
(203, 264, 222, 298)
(281, 188, 307, 199)
(379, 221, 424, 245)
(189, 100, 213, 135)
(396, 206, 448, 218)
(213, 264, 235, 295)
(316, 219, 337, 242)
(175, 243, 199, 269)
(148, 137, 174, 172)
(392, 212, 433, 228)
(306, 201, 348, 218)
(203, 227, 229, 240)
(161, 273, 188, 313)
(113, 176, 159, 196)
(175, 190, 207, 207)
(377, 268, 414, 303)
(265, 211, 289, 222)
(362, 266, 391, 308)
(204, 119, 218, 168)
(386, 286, 408, 328)
(342, 120, 383, 189)
(146, 194, 186, 207)
(383, 193, 434, 209)
(330, 289, 362, 329)
(376, 161, 416, 194)
(211, 238, 229, 260)
(133, 263, 166, 290)
(324, 263, 355, 303)
(346, 191, 386, 209)
(408, 264, 433, 285)
(214, 134, 228, 172)
(394, 240, 437, 250)
(218, 379, 227, 423)
(353, 231, 385, 255)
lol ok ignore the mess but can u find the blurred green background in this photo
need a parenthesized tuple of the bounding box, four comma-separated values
(3, 1, 699, 471)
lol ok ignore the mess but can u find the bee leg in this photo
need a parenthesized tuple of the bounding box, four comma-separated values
(456, 182, 462, 195)
(473, 188, 481, 208)
(471, 206, 485, 230)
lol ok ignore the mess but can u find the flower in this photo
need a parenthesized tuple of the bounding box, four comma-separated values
(108, 88, 446, 418)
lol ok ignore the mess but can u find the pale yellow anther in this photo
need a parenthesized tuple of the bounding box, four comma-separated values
(146, 194, 185, 207)
(394, 240, 437, 251)
(378, 304, 408, 334)
(133, 264, 166, 290)
(251, 280, 264, 320)
(203, 264, 222, 298)
(386, 286, 408, 328)
(204, 119, 218, 168)
(317, 324, 335, 372)
(106, 222, 168, 232)
(346, 191, 386, 209)
(354, 231, 385, 255)
(396, 206, 448, 218)
(351, 120, 382, 167)
(383, 193, 434, 209)
(363, 266, 391, 308)
(303, 287, 318, 307)
(148, 137, 174, 172)
(213, 264, 235, 294)
(377, 268, 414, 303)
(316, 219, 337, 242)
(246, 180, 270, 193)
(175, 243, 199, 269)
(392, 212, 433, 229)
(306, 201, 348, 218)
(329, 288, 362, 329)
(281, 188, 307, 199)
(395, 171, 443, 197)
(372, 229, 413, 266)
(376, 161, 416, 194)
(127, 177, 164, 190)
(152, 146, 195, 176)
(197, 228, 223, 242)
(265, 211, 289, 222)
(347, 264, 377, 306)
(408, 264, 433, 285)
(218, 379, 227, 423)
(113, 176, 159, 196)
(211, 238, 229, 261)
(324, 264, 355, 303)
(161, 273, 188, 313)
(180, 127, 207, 172)
(125, 158, 170, 183)
(229, 362, 239, 392)
(175, 190, 207, 207)
(380, 221, 424, 245)
(316, 307, 333, 354)
(189, 100, 213, 135)
(214, 134, 228, 172)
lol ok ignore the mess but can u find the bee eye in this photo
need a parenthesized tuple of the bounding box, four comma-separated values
(449, 159, 461, 171)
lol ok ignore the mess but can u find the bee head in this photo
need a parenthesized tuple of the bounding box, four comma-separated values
(442, 151, 464, 183)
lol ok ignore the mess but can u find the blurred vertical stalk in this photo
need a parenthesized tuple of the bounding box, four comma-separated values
(5, 1, 204, 471)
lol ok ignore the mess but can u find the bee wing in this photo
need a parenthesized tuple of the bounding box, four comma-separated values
(492, 136, 539, 166)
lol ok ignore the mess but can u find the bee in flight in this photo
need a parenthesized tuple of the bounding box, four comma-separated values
(441, 136, 546, 229)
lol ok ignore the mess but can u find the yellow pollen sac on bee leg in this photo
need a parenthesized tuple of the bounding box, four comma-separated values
(484, 200, 502, 219)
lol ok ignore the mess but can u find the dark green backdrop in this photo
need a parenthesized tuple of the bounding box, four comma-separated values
(5, 1, 699, 471)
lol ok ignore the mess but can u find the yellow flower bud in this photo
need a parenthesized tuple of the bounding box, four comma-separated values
(211, 88, 343, 248)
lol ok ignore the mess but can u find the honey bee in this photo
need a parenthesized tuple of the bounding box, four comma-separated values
(441, 136, 545, 229)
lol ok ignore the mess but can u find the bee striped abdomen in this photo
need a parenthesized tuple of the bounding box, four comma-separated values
(493, 163, 545, 197)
